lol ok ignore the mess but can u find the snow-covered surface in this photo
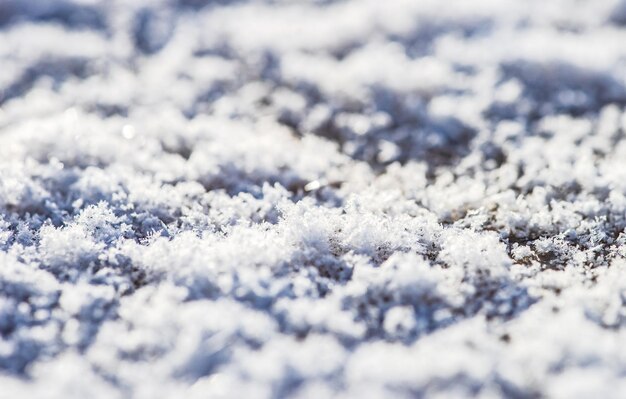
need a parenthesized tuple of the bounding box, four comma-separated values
(2, 0, 626, 397)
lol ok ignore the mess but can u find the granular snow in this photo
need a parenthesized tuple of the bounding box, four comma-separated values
(1, 0, 626, 398)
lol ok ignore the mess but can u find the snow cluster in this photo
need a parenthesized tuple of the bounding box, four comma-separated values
(2, 0, 626, 398)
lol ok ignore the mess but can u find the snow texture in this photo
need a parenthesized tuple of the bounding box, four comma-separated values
(1, 0, 626, 398)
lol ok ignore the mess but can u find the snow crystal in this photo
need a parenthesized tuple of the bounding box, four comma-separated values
(1, 0, 626, 398)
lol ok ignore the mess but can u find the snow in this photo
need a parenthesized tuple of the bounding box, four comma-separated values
(1, 0, 626, 398)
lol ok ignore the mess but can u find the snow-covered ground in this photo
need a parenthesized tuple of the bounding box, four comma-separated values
(1, 0, 626, 397)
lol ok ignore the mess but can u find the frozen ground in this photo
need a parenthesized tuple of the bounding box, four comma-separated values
(1, 0, 626, 397)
